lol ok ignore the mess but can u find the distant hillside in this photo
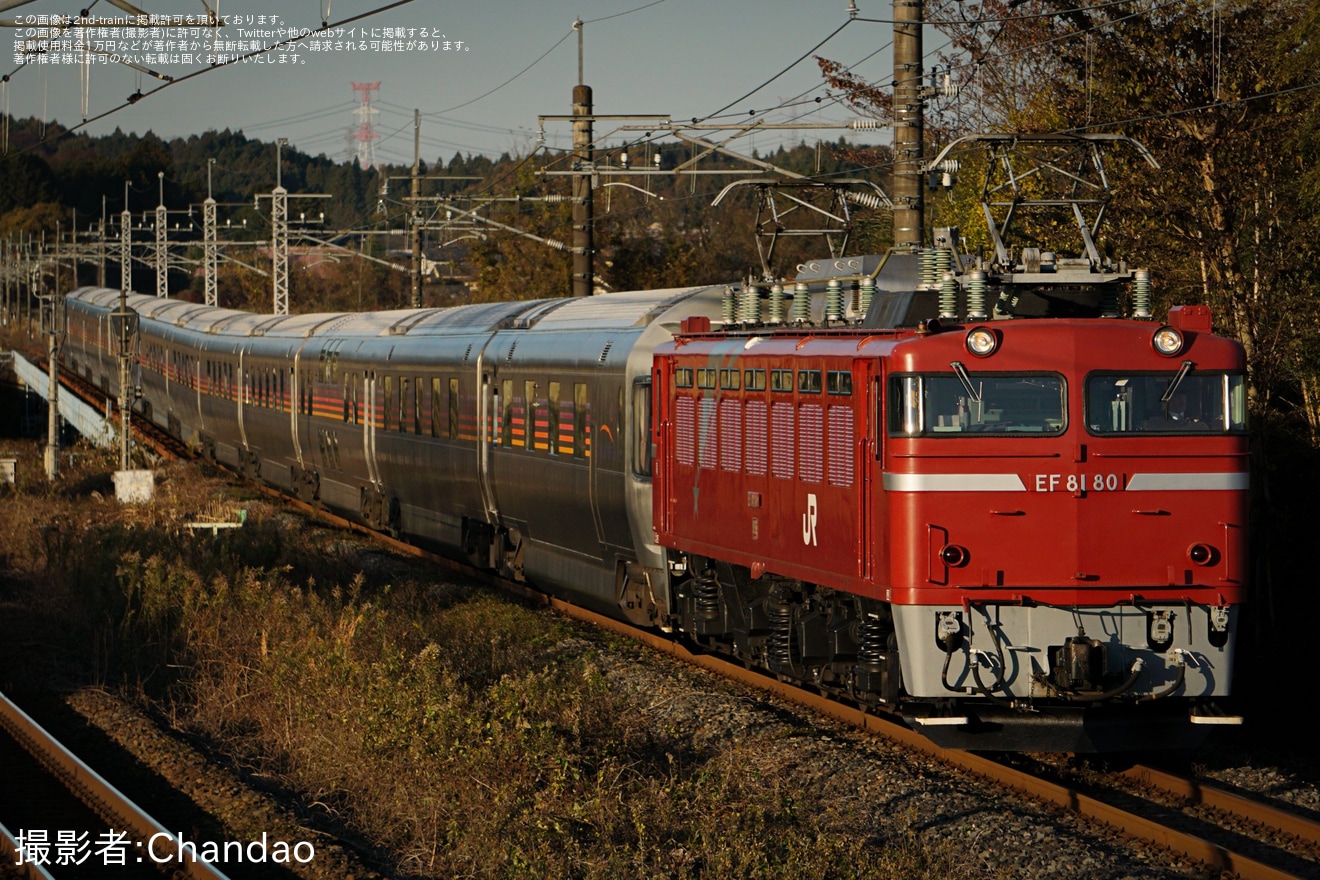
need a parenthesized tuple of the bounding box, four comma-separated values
(0, 116, 888, 238)
(0, 115, 894, 299)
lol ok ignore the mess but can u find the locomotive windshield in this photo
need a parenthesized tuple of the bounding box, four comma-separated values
(889, 374, 1066, 436)
(1086, 372, 1247, 434)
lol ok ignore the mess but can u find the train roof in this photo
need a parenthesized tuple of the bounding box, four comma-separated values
(67, 286, 715, 339)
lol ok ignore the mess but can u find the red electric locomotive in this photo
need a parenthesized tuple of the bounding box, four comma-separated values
(652, 303, 1245, 750)
(650, 136, 1247, 750)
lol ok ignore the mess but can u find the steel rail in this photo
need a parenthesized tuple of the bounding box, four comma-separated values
(0, 692, 231, 880)
(542, 601, 1306, 880)
(33, 352, 181, 464)
(1, 820, 58, 880)
(1125, 764, 1320, 848)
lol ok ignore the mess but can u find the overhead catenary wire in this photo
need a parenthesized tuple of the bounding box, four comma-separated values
(692, 19, 855, 127)
(9, 0, 1313, 277)
(428, 28, 574, 118)
(239, 101, 358, 133)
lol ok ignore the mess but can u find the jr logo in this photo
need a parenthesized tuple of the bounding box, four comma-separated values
(802, 493, 818, 546)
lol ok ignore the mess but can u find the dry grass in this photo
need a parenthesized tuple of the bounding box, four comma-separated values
(0, 437, 977, 879)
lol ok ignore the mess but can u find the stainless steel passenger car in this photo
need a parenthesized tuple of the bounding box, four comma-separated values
(64, 286, 727, 625)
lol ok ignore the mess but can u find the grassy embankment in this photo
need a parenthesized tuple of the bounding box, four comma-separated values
(0, 437, 970, 880)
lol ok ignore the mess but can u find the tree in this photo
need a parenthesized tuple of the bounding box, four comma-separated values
(0, 202, 67, 239)
(824, 0, 1319, 683)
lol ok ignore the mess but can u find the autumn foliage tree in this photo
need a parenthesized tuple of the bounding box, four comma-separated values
(823, 0, 1318, 692)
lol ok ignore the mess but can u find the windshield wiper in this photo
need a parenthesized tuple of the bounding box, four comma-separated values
(950, 361, 982, 403)
(1160, 360, 1194, 403)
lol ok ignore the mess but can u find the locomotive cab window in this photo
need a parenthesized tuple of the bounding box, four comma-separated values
(1086, 372, 1246, 434)
(889, 373, 1066, 436)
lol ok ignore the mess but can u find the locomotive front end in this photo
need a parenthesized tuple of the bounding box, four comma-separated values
(884, 308, 1247, 750)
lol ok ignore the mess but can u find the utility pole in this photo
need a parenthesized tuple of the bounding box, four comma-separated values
(571, 19, 594, 297)
(204, 158, 218, 306)
(44, 285, 60, 480)
(272, 138, 289, 315)
(69, 210, 77, 287)
(42, 222, 61, 479)
(255, 140, 331, 315)
(98, 196, 106, 288)
(23, 232, 32, 334)
(120, 181, 132, 294)
(410, 108, 423, 308)
(4, 239, 11, 327)
(111, 286, 137, 471)
(892, 0, 925, 249)
(155, 172, 168, 297)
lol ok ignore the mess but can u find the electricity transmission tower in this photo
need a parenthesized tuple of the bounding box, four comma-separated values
(351, 81, 382, 171)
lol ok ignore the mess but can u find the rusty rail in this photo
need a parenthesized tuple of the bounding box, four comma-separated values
(0, 692, 230, 880)
(1125, 764, 1320, 849)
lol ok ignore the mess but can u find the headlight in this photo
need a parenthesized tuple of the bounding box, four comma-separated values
(940, 544, 970, 567)
(965, 326, 998, 357)
(1152, 326, 1184, 356)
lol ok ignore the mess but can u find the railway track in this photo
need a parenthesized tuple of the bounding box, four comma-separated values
(233, 480, 1320, 880)
(33, 353, 179, 466)
(569, 603, 1320, 880)
(39, 356, 1320, 880)
(0, 691, 229, 880)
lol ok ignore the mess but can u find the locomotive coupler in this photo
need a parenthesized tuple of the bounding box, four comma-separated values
(1049, 626, 1106, 691)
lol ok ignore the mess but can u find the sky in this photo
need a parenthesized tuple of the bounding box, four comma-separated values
(1, 0, 923, 165)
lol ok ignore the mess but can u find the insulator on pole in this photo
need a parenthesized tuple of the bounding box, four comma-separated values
(825, 278, 844, 324)
(739, 282, 761, 325)
(1100, 287, 1120, 319)
(935, 246, 954, 277)
(1132, 268, 1152, 318)
(967, 269, 988, 321)
(939, 271, 959, 319)
(792, 281, 811, 323)
(768, 283, 785, 324)
(918, 249, 937, 287)
(858, 277, 875, 319)
(844, 190, 887, 210)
